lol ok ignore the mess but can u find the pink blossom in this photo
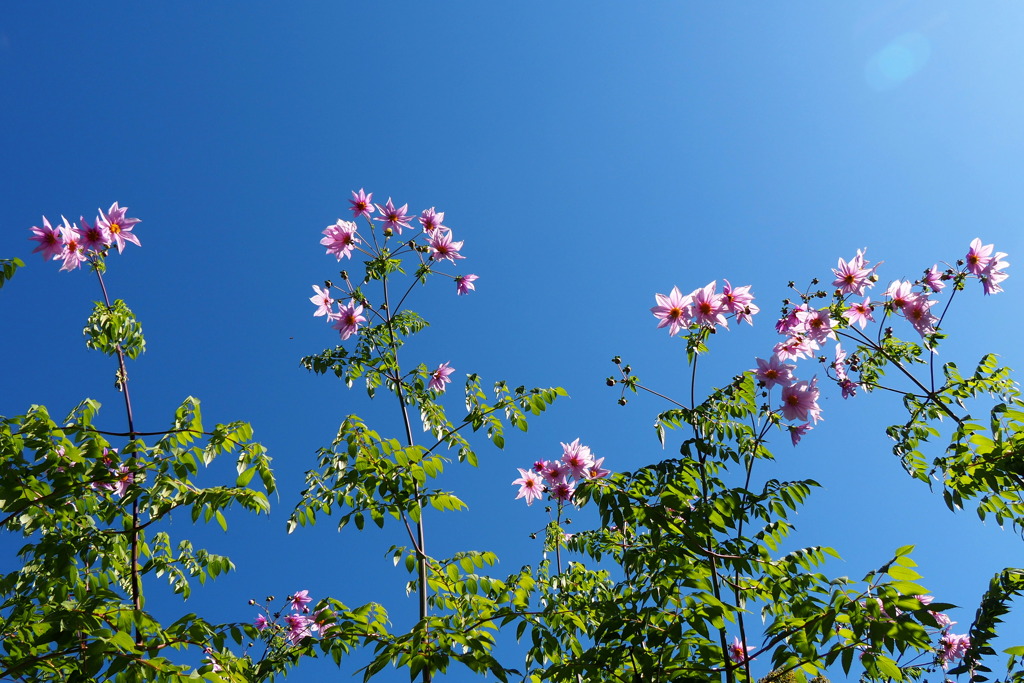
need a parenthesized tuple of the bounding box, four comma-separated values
(585, 457, 611, 480)
(691, 282, 728, 328)
(789, 422, 812, 446)
(428, 362, 455, 392)
(728, 636, 755, 663)
(111, 466, 133, 498)
(651, 286, 693, 337)
(309, 285, 334, 317)
(781, 378, 822, 424)
(885, 280, 919, 313)
(330, 302, 366, 340)
(832, 254, 872, 296)
(754, 355, 796, 390)
(931, 611, 956, 628)
(429, 230, 465, 262)
(721, 280, 758, 325)
(833, 344, 848, 381)
(773, 336, 819, 363)
(78, 216, 110, 252)
(775, 304, 809, 335)
(843, 298, 875, 329)
(284, 613, 315, 645)
(419, 207, 447, 233)
(923, 265, 945, 293)
(939, 632, 970, 667)
(373, 197, 413, 234)
(981, 251, 1009, 295)
(321, 220, 360, 261)
(455, 274, 478, 295)
(290, 590, 312, 612)
(551, 481, 576, 502)
(904, 296, 938, 337)
(57, 217, 87, 272)
(839, 379, 858, 399)
(254, 614, 270, 630)
(560, 438, 594, 479)
(349, 189, 374, 219)
(512, 468, 546, 506)
(532, 460, 547, 474)
(794, 308, 835, 344)
(915, 594, 934, 606)
(541, 460, 569, 485)
(966, 238, 994, 276)
(29, 216, 63, 261)
(97, 202, 141, 253)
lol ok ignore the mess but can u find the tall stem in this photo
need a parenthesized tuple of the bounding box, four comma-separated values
(381, 273, 431, 683)
(94, 266, 141, 646)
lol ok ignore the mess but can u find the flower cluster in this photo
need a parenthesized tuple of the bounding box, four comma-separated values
(651, 280, 758, 336)
(89, 448, 135, 498)
(512, 438, 609, 506)
(754, 239, 1009, 446)
(311, 190, 478, 340)
(29, 203, 141, 271)
(253, 590, 326, 647)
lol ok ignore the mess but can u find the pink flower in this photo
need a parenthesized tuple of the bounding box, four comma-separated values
(541, 460, 569, 485)
(904, 296, 938, 337)
(843, 298, 875, 329)
(885, 280, 919, 313)
(111, 466, 134, 498)
(290, 590, 312, 612)
(832, 254, 872, 296)
(429, 230, 465, 262)
(512, 468, 546, 506)
(57, 217, 87, 272)
(781, 378, 822, 424)
(321, 220, 360, 261)
(455, 274, 478, 295)
(310, 285, 334, 317)
(78, 216, 110, 252)
(560, 438, 594, 479)
(29, 216, 64, 261)
(773, 336, 818, 363)
(839, 379, 858, 399)
(97, 202, 141, 253)
(691, 281, 728, 328)
(728, 636, 755, 663)
(923, 265, 945, 293)
(532, 460, 547, 473)
(419, 207, 447, 233)
(373, 198, 413, 234)
(794, 308, 835, 344)
(651, 286, 693, 337)
(284, 613, 315, 645)
(775, 304, 809, 335)
(330, 302, 366, 340)
(585, 457, 611, 480)
(939, 632, 970, 667)
(789, 422, 812, 446)
(833, 344, 848, 381)
(428, 362, 455, 392)
(754, 355, 796, 390)
(966, 238, 994, 276)
(254, 614, 270, 630)
(981, 251, 1009, 295)
(721, 280, 758, 325)
(551, 481, 576, 502)
(931, 611, 956, 628)
(349, 189, 374, 219)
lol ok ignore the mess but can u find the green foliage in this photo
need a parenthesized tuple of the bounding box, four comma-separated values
(0, 394, 275, 680)
(0, 257, 23, 289)
(84, 298, 146, 361)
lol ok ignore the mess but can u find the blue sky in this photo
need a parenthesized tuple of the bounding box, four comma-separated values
(4, 2, 1024, 679)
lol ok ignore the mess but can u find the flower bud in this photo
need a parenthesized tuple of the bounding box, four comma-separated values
(606, 378, 616, 386)
(618, 397, 628, 406)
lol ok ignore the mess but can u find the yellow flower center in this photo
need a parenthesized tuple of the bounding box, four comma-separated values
(110, 223, 121, 234)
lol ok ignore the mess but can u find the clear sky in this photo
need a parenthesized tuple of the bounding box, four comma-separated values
(3, 2, 1024, 679)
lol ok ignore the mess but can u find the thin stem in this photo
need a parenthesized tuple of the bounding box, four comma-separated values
(93, 265, 142, 647)
(381, 272, 431, 683)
